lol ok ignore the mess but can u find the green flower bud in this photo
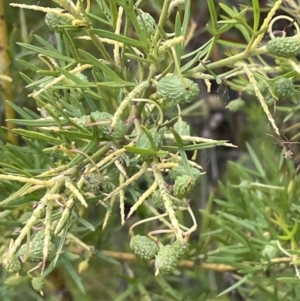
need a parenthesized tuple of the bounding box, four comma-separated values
(3, 255, 21, 273)
(45, 8, 72, 33)
(245, 81, 268, 96)
(32, 277, 44, 292)
(265, 96, 276, 106)
(273, 77, 295, 99)
(130, 235, 159, 260)
(225, 99, 245, 112)
(91, 111, 126, 139)
(151, 190, 185, 210)
(94, 111, 126, 139)
(157, 76, 200, 107)
(136, 128, 164, 151)
(174, 119, 191, 136)
(151, 190, 165, 210)
(84, 173, 101, 193)
(74, 112, 126, 139)
(84, 173, 112, 194)
(262, 241, 278, 259)
(32, 230, 46, 241)
(155, 245, 178, 274)
(171, 240, 188, 259)
(267, 37, 300, 58)
(173, 175, 194, 198)
(169, 166, 202, 182)
(18, 240, 56, 262)
(137, 12, 157, 36)
(74, 115, 91, 128)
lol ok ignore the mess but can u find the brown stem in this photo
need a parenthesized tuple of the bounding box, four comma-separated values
(101, 250, 293, 273)
(101, 250, 235, 272)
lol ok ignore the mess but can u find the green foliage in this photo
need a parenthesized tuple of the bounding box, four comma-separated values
(201, 141, 300, 300)
(1, 0, 300, 300)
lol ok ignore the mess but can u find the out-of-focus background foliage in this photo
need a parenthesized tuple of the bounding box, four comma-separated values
(1, 0, 300, 300)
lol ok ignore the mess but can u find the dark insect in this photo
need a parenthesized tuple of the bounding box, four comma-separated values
(273, 134, 299, 159)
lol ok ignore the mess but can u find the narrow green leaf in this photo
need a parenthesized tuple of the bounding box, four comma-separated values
(120, 1, 147, 43)
(1, 145, 34, 168)
(54, 215, 72, 266)
(5, 100, 34, 120)
(90, 29, 146, 49)
(54, 66, 88, 85)
(34, 34, 59, 52)
(96, 81, 136, 87)
(17, 42, 75, 63)
(109, 0, 118, 28)
(24, 138, 53, 167)
(0, 183, 32, 206)
(67, 139, 97, 167)
(218, 274, 251, 297)
(246, 142, 266, 178)
(25, 75, 54, 88)
(0, 163, 32, 177)
(2, 143, 38, 155)
(228, 161, 261, 178)
(0, 203, 11, 214)
(252, 0, 260, 32)
(234, 22, 252, 42)
(124, 53, 154, 64)
(56, 99, 83, 118)
(12, 129, 63, 144)
(79, 50, 128, 84)
(77, 217, 95, 231)
(219, 3, 236, 17)
(155, 277, 181, 300)
(222, 223, 250, 246)
(217, 39, 247, 48)
(206, 23, 219, 36)
(93, 249, 120, 265)
(169, 128, 194, 182)
(94, 0, 114, 25)
(141, 126, 159, 151)
(62, 29, 79, 60)
(174, 12, 182, 64)
(207, 0, 218, 30)
(23, 107, 45, 119)
(7, 118, 68, 127)
(162, 141, 231, 151)
(114, 284, 137, 301)
(19, 72, 33, 85)
(61, 256, 85, 294)
(218, 211, 256, 231)
(182, 0, 191, 37)
(16, 58, 40, 71)
(81, 89, 98, 111)
(0, 220, 23, 226)
(88, 13, 112, 27)
(277, 277, 300, 284)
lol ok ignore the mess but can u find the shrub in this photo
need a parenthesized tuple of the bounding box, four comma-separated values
(1, 0, 300, 300)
